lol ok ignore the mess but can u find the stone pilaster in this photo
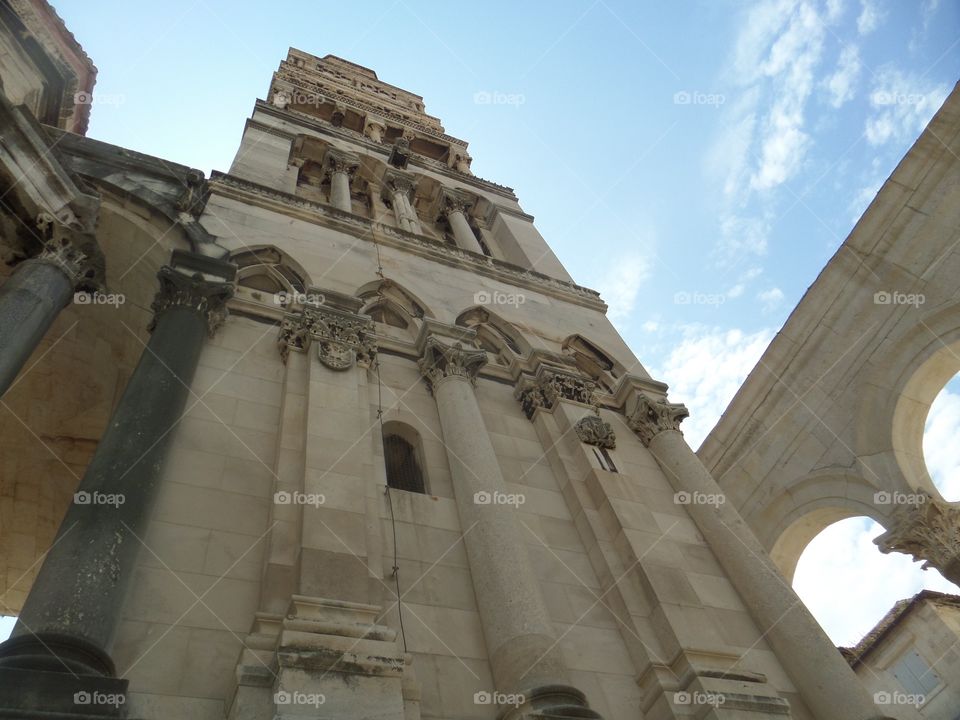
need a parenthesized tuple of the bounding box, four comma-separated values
(874, 492, 960, 585)
(0, 251, 235, 716)
(416, 326, 602, 719)
(626, 390, 894, 720)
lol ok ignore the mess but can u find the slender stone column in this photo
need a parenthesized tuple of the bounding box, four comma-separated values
(874, 491, 960, 585)
(0, 251, 235, 678)
(326, 149, 359, 213)
(0, 217, 98, 398)
(627, 391, 893, 720)
(438, 189, 482, 254)
(382, 171, 420, 234)
(418, 335, 601, 719)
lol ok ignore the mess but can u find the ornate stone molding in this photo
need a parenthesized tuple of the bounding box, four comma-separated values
(626, 392, 689, 446)
(575, 415, 616, 449)
(514, 368, 598, 420)
(417, 337, 487, 392)
(149, 266, 235, 337)
(874, 492, 960, 582)
(278, 304, 377, 370)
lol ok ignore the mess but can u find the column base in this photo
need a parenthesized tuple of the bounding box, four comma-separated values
(0, 666, 129, 718)
(0, 632, 116, 676)
(498, 685, 603, 720)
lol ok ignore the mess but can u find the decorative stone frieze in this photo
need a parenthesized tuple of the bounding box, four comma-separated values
(874, 492, 960, 584)
(278, 304, 377, 369)
(626, 391, 689, 446)
(149, 265, 234, 337)
(574, 414, 616, 449)
(514, 367, 597, 420)
(417, 337, 486, 392)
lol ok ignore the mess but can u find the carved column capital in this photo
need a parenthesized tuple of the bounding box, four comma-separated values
(325, 148, 360, 176)
(32, 212, 103, 290)
(149, 266, 234, 338)
(626, 392, 689, 446)
(874, 493, 960, 582)
(382, 170, 416, 198)
(438, 188, 474, 218)
(278, 304, 377, 370)
(575, 414, 616, 449)
(417, 337, 487, 392)
(514, 368, 598, 420)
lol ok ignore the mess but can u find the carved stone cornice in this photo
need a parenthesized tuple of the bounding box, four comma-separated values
(626, 392, 689, 446)
(874, 493, 960, 583)
(149, 266, 235, 337)
(575, 415, 616, 449)
(514, 367, 598, 420)
(207, 172, 606, 312)
(417, 337, 487, 392)
(278, 304, 377, 370)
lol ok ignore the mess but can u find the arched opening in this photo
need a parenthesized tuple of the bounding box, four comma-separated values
(562, 335, 623, 393)
(382, 422, 427, 494)
(456, 307, 529, 366)
(923, 373, 960, 501)
(793, 517, 959, 646)
(230, 246, 311, 310)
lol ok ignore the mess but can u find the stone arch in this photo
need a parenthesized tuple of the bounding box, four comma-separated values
(357, 279, 432, 343)
(229, 245, 313, 311)
(761, 471, 890, 582)
(561, 334, 625, 393)
(455, 306, 531, 364)
(856, 301, 960, 501)
(357, 279, 432, 320)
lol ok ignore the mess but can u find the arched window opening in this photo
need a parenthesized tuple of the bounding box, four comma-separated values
(383, 423, 426, 494)
(563, 335, 621, 393)
(367, 303, 409, 329)
(231, 247, 310, 310)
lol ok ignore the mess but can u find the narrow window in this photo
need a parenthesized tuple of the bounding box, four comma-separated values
(592, 447, 618, 473)
(891, 649, 940, 698)
(384, 432, 425, 493)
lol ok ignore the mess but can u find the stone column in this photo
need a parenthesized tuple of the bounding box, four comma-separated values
(627, 391, 893, 720)
(382, 171, 420, 234)
(417, 332, 601, 719)
(439, 190, 483, 255)
(874, 492, 960, 585)
(0, 216, 98, 398)
(326, 149, 360, 213)
(0, 251, 235, 680)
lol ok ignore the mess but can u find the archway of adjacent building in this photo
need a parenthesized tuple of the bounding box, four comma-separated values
(792, 516, 959, 647)
(922, 372, 960, 501)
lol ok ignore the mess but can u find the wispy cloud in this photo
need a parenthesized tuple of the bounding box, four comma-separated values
(596, 253, 650, 327)
(865, 66, 951, 146)
(823, 44, 862, 108)
(856, 0, 886, 35)
(758, 286, 785, 312)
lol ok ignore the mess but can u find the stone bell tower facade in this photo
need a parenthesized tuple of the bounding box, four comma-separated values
(0, 40, 897, 720)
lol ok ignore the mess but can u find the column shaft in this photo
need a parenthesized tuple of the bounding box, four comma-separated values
(646, 429, 889, 720)
(0, 259, 74, 397)
(447, 209, 483, 254)
(329, 170, 352, 212)
(432, 374, 567, 693)
(401, 193, 421, 234)
(0, 262, 233, 678)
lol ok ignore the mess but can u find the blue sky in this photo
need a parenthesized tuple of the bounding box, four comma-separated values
(6, 0, 954, 646)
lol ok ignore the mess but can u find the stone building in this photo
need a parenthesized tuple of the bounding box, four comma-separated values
(842, 591, 960, 720)
(0, 1, 957, 719)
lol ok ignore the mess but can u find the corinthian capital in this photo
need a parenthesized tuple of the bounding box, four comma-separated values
(874, 493, 960, 583)
(149, 260, 235, 338)
(626, 392, 689, 446)
(382, 169, 417, 198)
(514, 367, 597, 420)
(33, 212, 103, 290)
(417, 337, 487, 392)
(278, 304, 377, 370)
(326, 148, 360, 176)
(438, 188, 474, 217)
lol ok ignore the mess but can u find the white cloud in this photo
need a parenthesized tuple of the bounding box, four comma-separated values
(794, 517, 958, 646)
(727, 284, 745, 298)
(642, 320, 659, 332)
(865, 67, 950, 147)
(825, 0, 845, 22)
(596, 253, 650, 326)
(923, 383, 960, 501)
(856, 0, 886, 35)
(823, 44, 861, 108)
(654, 326, 774, 448)
(719, 213, 771, 260)
(758, 286, 785, 312)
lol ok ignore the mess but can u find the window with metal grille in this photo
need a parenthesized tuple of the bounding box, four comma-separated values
(384, 432, 425, 493)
